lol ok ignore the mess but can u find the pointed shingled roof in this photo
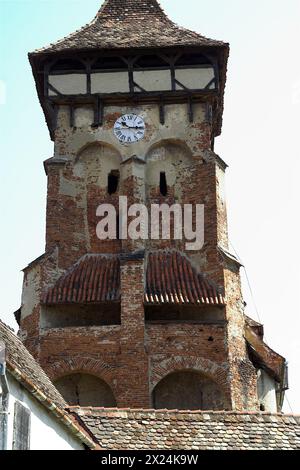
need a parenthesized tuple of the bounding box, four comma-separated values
(31, 0, 227, 55)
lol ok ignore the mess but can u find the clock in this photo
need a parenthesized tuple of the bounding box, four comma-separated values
(114, 114, 145, 144)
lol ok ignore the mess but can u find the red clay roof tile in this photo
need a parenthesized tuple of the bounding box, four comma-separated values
(42, 251, 225, 306)
(42, 255, 120, 304)
(31, 0, 227, 55)
(145, 251, 225, 306)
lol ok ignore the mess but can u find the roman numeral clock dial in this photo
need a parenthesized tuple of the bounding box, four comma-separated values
(114, 114, 145, 144)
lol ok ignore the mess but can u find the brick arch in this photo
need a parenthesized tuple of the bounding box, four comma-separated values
(150, 356, 230, 399)
(145, 138, 193, 160)
(46, 357, 118, 399)
(75, 140, 122, 162)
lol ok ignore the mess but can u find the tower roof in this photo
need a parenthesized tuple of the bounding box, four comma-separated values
(30, 0, 227, 55)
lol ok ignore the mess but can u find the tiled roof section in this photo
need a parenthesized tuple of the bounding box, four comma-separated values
(245, 323, 286, 383)
(0, 320, 100, 449)
(145, 251, 225, 306)
(245, 315, 264, 338)
(99, 0, 168, 19)
(70, 408, 300, 450)
(30, 0, 227, 55)
(0, 320, 66, 408)
(42, 254, 120, 304)
(42, 251, 225, 307)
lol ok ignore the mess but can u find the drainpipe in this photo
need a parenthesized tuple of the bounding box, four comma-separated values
(0, 341, 9, 450)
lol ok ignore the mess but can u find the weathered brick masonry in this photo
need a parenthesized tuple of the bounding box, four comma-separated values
(17, 0, 287, 414)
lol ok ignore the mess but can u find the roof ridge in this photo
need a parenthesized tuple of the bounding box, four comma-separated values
(97, 0, 169, 20)
(30, 0, 170, 55)
(29, 0, 227, 56)
(0, 318, 15, 333)
(69, 406, 300, 418)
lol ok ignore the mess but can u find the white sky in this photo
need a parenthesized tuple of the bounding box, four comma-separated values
(0, 0, 299, 413)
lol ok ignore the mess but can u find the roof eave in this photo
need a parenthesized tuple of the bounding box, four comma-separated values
(6, 360, 100, 450)
(28, 53, 56, 141)
(29, 41, 229, 139)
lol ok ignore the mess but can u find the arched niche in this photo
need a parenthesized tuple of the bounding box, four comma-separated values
(75, 142, 121, 190)
(152, 370, 226, 411)
(145, 140, 193, 199)
(54, 373, 117, 407)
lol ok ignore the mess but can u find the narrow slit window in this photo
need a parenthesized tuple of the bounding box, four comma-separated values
(160, 172, 168, 196)
(116, 214, 120, 240)
(108, 170, 119, 195)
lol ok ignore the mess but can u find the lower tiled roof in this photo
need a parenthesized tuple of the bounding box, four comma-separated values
(43, 255, 120, 304)
(42, 251, 225, 307)
(245, 323, 286, 384)
(0, 320, 66, 408)
(0, 320, 100, 449)
(70, 408, 300, 450)
(145, 251, 225, 306)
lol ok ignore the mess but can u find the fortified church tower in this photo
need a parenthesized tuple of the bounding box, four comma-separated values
(17, 0, 287, 413)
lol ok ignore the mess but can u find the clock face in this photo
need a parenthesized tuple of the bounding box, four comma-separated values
(114, 114, 145, 144)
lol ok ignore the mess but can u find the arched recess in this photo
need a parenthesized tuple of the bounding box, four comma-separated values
(145, 140, 193, 200)
(75, 142, 122, 250)
(152, 370, 227, 411)
(54, 373, 117, 407)
(46, 357, 117, 397)
(151, 356, 230, 400)
(75, 142, 122, 189)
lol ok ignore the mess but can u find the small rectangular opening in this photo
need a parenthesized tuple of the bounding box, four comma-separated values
(145, 305, 225, 323)
(108, 170, 120, 195)
(160, 172, 168, 196)
(41, 303, 121, 328)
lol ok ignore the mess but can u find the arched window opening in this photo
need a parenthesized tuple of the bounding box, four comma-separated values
(55, 373, 116, 407)
(159, 172, 168, 196)
(152, 370, 226, 411)
(108, 170, 120, 195)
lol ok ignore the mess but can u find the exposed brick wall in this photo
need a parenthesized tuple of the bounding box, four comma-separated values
(19, 102, 260, 411)
(119, 257, 150, 407)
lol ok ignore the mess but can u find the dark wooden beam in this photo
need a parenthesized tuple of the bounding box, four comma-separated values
(188, 96, 194, 123)
(133, 81, 147, 93)
(92, 96, 104, 127)
(205, 103, 213, 124)
(170, 62, 176, 92)
(69, 105, 75, 128)
(174, 79, 189, 91)
(86, 61, 92, 95)
(48, 89, 217, 106)
(44, 64, 50, 98)
(47, 83, 63, 96)
(44, 100, 58, 133)
(204, 77, 216, 90)
(159, 97, 165, 125)
(128, 58, 134, 94)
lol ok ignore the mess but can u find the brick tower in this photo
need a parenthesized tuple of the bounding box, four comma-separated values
(17, 0, 287, 412)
